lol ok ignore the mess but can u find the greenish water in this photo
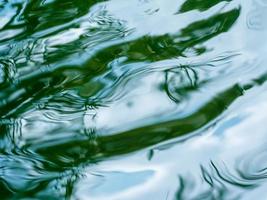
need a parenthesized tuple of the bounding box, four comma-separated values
(1, 0, 267, 199)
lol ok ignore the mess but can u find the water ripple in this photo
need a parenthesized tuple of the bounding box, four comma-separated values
(0, 0, 267, 199)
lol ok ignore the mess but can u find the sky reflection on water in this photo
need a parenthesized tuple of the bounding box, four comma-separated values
(1, 0, 267, 199)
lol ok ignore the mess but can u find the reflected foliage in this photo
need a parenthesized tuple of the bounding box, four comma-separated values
(0, 0, 265, 199)
(179, 0, 233, 13)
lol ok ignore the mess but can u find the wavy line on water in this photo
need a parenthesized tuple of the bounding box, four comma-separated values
(173, 144, 267, 200)
(24, 68, 267, 168)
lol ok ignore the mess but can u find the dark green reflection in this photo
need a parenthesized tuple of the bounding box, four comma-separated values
(0, 8, 240, 117)
(179, 0, 233, 13)
(0, 0, 257, 199)
(33, 84, 245, 166)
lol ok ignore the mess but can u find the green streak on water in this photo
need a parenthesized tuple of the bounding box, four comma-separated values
(0, 0, 267, 199)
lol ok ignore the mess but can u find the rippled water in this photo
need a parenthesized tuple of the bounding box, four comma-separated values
(1, 0, 267, 199)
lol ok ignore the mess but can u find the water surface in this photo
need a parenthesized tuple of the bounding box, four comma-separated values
(1, 0, 267, 199)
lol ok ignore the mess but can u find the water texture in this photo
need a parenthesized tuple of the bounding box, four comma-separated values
(0, 0, 267, 199)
